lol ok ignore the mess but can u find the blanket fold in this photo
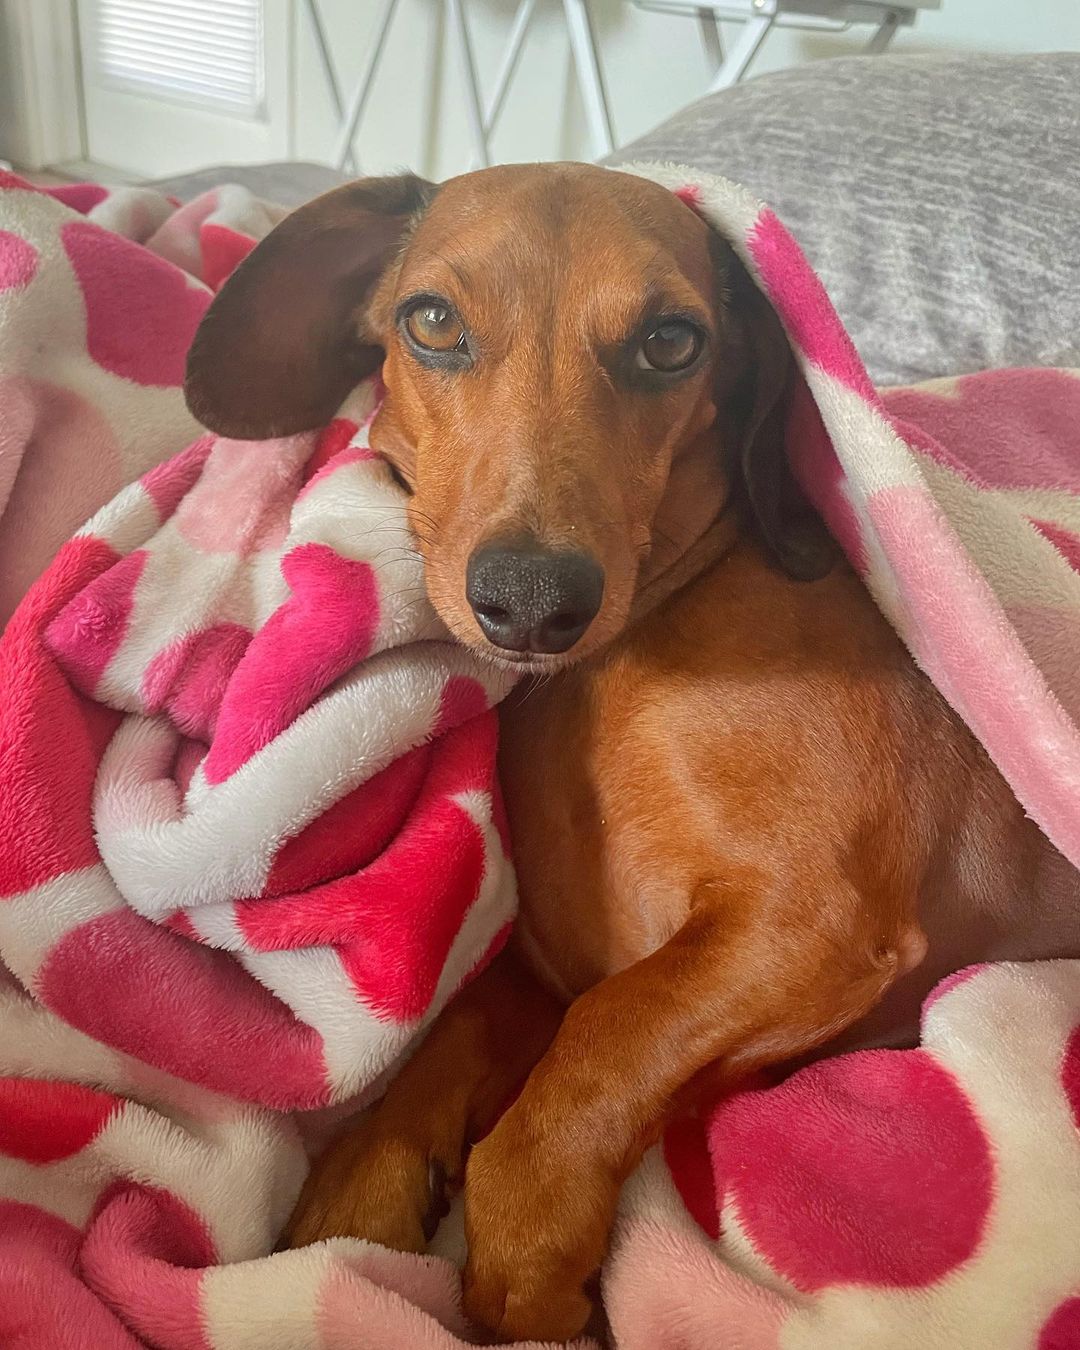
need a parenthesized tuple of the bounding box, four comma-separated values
(0, 165, 1078, 1350)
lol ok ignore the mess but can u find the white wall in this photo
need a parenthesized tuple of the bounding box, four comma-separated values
(292, 0, 1080, 180)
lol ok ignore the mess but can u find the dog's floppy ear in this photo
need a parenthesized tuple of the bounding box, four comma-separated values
(721, 244, 835, 582)
(185, 174, 436, 439)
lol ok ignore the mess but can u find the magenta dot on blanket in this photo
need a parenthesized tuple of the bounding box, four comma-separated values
(47, 549, 148, 696)
(0, 230, 38, 291)
(1063, 1026, 1080, 1130)
(0, 1078, 121, 1163)
(708, 1048, 993, 1289)
(302, 417, 361, 483)
(141, 622, 251, 741)
(748, 209, 876, 402)
(1040, 1297, 1080, 1350)
(60, 220, 209, 387)
(200, 221, 257, 292)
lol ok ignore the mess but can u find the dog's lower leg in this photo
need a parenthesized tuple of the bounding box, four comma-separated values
(281, 946, 563, 1251)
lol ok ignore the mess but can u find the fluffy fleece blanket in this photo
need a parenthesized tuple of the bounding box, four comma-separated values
(0, 165, 1079, 1349)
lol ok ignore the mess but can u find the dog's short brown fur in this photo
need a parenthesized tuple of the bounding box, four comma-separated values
(186, 164, 1075, 1343)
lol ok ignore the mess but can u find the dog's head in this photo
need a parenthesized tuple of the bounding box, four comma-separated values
(186, 164, 829, 672)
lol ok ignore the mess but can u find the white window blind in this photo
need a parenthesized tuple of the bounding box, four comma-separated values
(93, 0, 265, 116)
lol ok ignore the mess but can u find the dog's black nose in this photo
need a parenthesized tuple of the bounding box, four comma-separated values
(466, 542, 604, 655)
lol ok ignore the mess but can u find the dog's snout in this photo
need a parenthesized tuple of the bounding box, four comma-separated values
(466, 542, 605, 655)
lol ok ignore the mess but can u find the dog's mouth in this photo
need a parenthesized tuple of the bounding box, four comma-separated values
(478, 648, 577, 678)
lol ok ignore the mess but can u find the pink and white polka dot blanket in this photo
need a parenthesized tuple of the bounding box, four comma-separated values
(1, 166, 1079, 1349)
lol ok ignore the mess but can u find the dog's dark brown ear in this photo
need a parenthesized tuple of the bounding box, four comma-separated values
(184, 174, 436, 439)
(722, 246, 836, 582)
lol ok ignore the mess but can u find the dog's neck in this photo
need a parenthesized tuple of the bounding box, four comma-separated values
(630, 505, 740, 628)
(628, 427, 740, 624)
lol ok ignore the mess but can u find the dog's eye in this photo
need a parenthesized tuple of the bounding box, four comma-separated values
(636, 320, 703, 373)
(405, 301, 466, 353)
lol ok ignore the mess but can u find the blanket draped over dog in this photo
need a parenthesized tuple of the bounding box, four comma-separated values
(0, 165, 1078, 1349)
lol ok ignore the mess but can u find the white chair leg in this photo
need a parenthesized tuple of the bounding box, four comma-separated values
(447, 0, 493, 169)
(698, 7, 725, 68)
(865, 9, 902, 53)
(483, 0, 538, 137)
(705, 9, 774, 92)
(562, 0, 616, 159)
(332, 0, 401, 171)
(302, 0, 357, 173)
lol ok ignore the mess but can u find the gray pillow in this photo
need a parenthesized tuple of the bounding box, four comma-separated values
(609, 52, 1080, 387)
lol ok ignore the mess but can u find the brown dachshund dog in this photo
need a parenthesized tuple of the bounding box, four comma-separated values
(184, 164, 1076, 1343)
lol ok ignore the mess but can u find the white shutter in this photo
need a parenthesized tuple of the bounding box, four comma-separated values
(93, 0, 265, 117)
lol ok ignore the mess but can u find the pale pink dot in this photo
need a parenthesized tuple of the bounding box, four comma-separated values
(60, 219, 209, 387)
(0, 375, 125, 627)
(605, 1214, 789, 1350)
(1062, 1026, 1080, 1131)
(748, 208, 877, 401)
(0, 230, 38, 291)
(1040, 1297, 1080, 1350)
(173, 737, 207, 795)
(173, 438, 300, 554)
(709, 1047, 994, 1290)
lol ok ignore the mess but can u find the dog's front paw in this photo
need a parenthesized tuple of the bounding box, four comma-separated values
(281, 1112, 450, 1253)
(462, 1113, 614, 1342)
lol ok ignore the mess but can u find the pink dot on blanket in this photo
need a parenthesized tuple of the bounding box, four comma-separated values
(1040, 1298, 1080, 1350)
(0, 1077, 121, 1163)
(303, 417, 361, 482)
(61, 220, 209, 387)
(39, 908, 331, 1109)
(141, 622, 251, 741)
(80, 1182, 216, 1344)
(200, 221, 257, 291)
(664, 1116, 721, 1240)
(434, 676, 490, 735)
(0, 230, 38, 290)
(709, 1048, 993, 1290)
(46, 549, 148, 696)
(1063, 1026, 1080, 1130)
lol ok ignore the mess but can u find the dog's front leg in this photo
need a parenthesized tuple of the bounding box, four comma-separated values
(462, 879, 913, 1342)
(282, 947, 562, 1252)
